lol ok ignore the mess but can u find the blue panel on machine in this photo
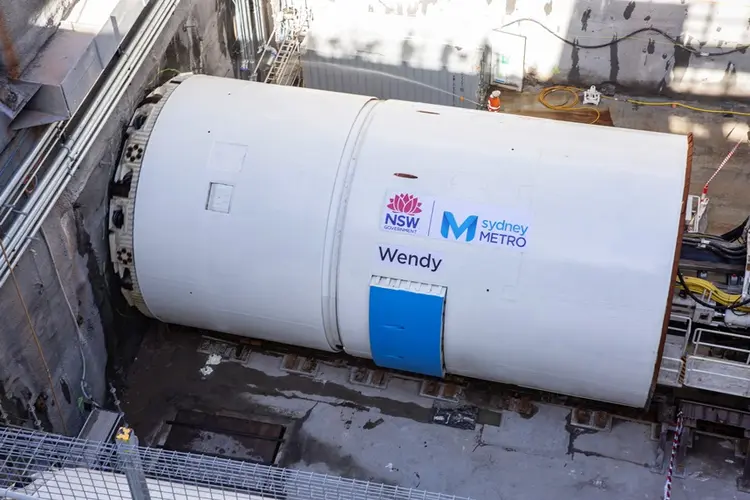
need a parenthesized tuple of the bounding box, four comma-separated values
(368, 277, 446, 378)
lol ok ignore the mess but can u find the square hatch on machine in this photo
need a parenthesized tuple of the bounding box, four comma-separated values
(368, 276, 447, 378)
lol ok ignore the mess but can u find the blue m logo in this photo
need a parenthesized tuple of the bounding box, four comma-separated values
(440, 212, 478, 242)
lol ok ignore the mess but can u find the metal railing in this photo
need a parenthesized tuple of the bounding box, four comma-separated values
(0, 426, 474, 500)
(691, 327, 750, 364)
(683, 327, 750, 397)
(668, 315, 692, 351)
(658, 315, 692, 387)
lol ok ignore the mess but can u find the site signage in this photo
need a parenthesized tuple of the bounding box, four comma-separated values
(377, 245, 443, 272)
(380, 191, 530, 249)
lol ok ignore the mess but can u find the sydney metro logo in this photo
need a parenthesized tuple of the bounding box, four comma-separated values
(383, 193, 423, 234)
(441, 212, 478, 242)
(440, 210, 528, 248)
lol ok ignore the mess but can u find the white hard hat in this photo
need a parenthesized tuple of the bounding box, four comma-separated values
(490, 90, 502, 98)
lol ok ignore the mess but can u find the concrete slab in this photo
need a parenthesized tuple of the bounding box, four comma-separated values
(122, 330, 750, 500)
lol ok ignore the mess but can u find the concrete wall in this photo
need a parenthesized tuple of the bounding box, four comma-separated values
(160, 0, 238, 79)
(0, 0, 77, 78)
(301, 0, 750, 99)
(498, 0, 750, 99)
(0, 0, 235, 434)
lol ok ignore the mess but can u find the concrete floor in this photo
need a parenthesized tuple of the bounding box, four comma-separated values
(122, 328, 749, 500)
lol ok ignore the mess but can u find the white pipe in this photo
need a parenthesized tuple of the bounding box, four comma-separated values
(0, 0, 178, 288)
(0, 124, 61, 225)
(252, 0, 266, 52)
(0, 488, 39, 500)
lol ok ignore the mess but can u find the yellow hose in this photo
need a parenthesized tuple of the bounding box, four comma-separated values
(539, 85, 750, 119)
(625, 98, 750, 117)
(537, 86, 601, 125)
(677, 275, 750, 312)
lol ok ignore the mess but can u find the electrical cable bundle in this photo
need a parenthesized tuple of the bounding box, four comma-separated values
(676, 273, 750, 313)
(678, 217, 750, 312)
(681, 234, 747, 265)
(681, 217, 749, 265)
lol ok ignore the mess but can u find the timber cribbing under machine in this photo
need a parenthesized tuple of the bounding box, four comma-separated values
(108, 73, 750, 485)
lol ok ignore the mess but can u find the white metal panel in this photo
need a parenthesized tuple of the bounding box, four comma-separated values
(489, 30, 526, 91)
(301, 11, 486, 108)
(335, 99, 689, 408)
(132, 75, 374, 351)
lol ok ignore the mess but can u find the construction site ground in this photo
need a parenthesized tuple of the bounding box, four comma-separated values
(119, 92, 750, 500)
(120, 326, 743, 500)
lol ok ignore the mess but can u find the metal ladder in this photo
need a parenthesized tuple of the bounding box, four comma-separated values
(264, 38, 298, 85)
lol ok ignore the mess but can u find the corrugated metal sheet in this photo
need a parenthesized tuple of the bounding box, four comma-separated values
(300, 12, 488, 108)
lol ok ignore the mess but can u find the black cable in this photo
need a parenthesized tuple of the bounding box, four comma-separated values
(680, 239, 746, 263)
(498, 18, 749, 57)
(682, 234, 746, 252)
(731, 296, 750, 310)
(729, 295, 749, 316)
(720, 216, 749, 241)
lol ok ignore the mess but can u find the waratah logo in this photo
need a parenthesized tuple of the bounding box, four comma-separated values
(387, 194, 422, 215)
(383, 194, 423, 234)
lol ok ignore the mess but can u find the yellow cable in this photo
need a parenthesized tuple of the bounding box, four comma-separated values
(0, 236, 68, 433)
(601, 93, 750, 117)
(539, 85, 750, 119)
(537, 86, 601, 124)
(677, 275, 750, 312)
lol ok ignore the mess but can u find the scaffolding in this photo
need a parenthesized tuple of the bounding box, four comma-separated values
(0, 426, 474, 500)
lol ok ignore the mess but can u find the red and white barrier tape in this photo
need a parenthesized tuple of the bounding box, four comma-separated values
(703, 139, 744, 195)
(663, 412, 684, 500)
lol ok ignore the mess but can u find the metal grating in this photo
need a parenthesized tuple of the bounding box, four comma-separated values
(0, 426, 475, 499)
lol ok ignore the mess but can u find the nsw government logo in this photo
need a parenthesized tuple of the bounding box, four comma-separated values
(382, 193, 430, 235)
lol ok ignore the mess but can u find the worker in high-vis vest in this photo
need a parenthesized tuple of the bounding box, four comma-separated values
(487, 90, 501, 112)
